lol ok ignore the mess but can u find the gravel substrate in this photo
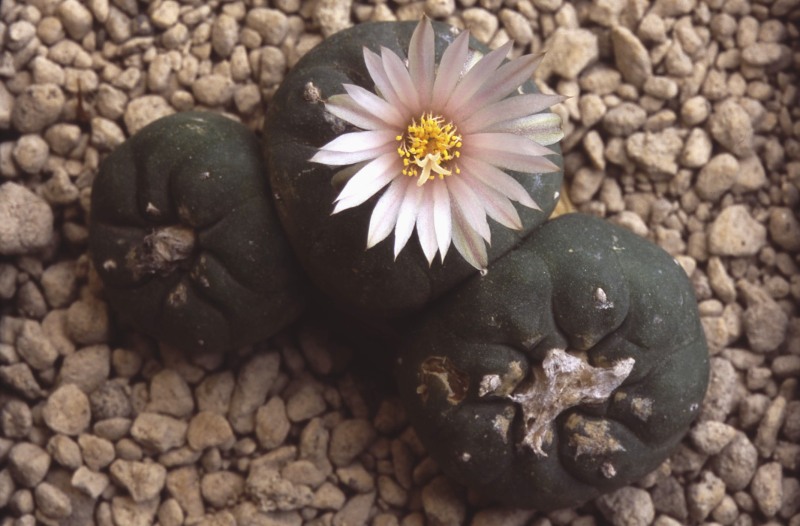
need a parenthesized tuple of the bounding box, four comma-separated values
(0, 0, 798, 525)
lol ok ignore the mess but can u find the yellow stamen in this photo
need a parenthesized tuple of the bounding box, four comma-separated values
(396, 113, 462, 187)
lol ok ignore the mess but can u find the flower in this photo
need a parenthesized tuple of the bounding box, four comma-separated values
(310, 18, 564, 271)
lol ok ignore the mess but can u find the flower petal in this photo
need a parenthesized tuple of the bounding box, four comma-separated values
(447, 176, 491, 243)
(326, 94, 388, 130)
(367, 177, 407, 248)
(311, 142, 395, 166)
(453, 54, 545, 121)
(451, 203, 488, 271)
(381, 46, 421, 115)
(460, 172, 523, 229)
(363, 48, 405, 111)
(408, 18, 435, 108)
(460, 93, 565, 133)
(431, 30, 471, 109)
(333, 152, 398, 212)
(444, 41, 512, 117)
(415, 187, 438, 265)
(331, 162, 367, 190)
(464, 132, 555, 157)
(394, 179, 424, 257)
(317, 130, 398, 153)
(432, 180, 452, 261)
(458, 156, 540, 209)
(485, 112, 565, 146)
(343, 83, 406, 127)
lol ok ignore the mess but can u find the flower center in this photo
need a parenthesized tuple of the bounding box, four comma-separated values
(397, 113, 462, 187)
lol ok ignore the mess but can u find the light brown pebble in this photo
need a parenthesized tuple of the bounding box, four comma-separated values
(0, 182, 54, 256)
(712, 433, 757, 491)
(111, 495, 160, 525)
(708, 99, 754, 157)
(34, 482, 72, 519)
(43, 384, 91, 436)
(130, 412, 188, 453)
(255, 397, 291, 450)
(147, 369, 194, 418)
(707, 205, 766, 257)
(246, 8, 289, 44)
(540, 28, 598, 80)
(157, 498, 185, 526)
(330, 419, 377, 467)
(8, 442, 51, 488)
(15, 320, 57, 371)
(751, 462, 783, 517)
(111, 459, 167, 503)
(695, 153, 738, 202)
(123, 95, 175, 135)
(333, 491, 375, 526)
(461, 8, 498, 44)
(313, 481, 347, 510)
(58, 344, 111, 394)
(78, 433, 116, 471)
(66, 296, 110, 345)
(47, 435, 82, 469)
(689, 421, 737, 455)
(57, 0, 93, 40)
(740, 281, 788, 353)
(201, 471, 245, 508)
(286, 383, 327, 423)
(687, 470, 726, 522)
(378, 475, 408, 508)
(337, 462, 375, 493)
(228, 352, 280, 434)
(12, 134, 49, 174)
(421, 476, 465, 526)
(71, 465, 111, 499)
(187, 411, 235, 451)
(754, 396, 787, 457)
(610, 26, 651, 87)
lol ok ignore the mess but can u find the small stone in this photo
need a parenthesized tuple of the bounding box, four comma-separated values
(211, 14, 238, 58)
(40, 261, 77, 309)
(329, 419, 377, 467)
(707, 257, 736, 303)
(150, 0, 180, 29)
(286, 383, 326, 422)
(187, 411, 234, 451)
(421, 476, 466, 526)
(499, 10, 533, 45)
(192, 75, 234, 107)
(12, 84, 65, 134)
(687, 470, 726, 522)
(312, 481, 346, 510)
(712, 433, 758, 491)
(71, 466, 110, 499)
(597, 486, 655, 526)
(66, 297, 110, 346)
(195, 371, 234, 414)
(78, 434, 116, 471)
(8, 442, 50, 487)
(228, 352, 280, 434)
(157, 498, 184, 526)
(0, 364, 44, 399)
(0, 183, 54, 256)
(58, 344, 111, 394)
(123, 95, 175, 136)
(246, 8, 289, 44)
(652, 476, 688, 521)
(1, 399, 32, 439)
(696, 153, 739, 201)
(90, 380, 132, 420)
(42, 384, 91, 436)
(201, 471, 245, 508)
(110, 459, 167, 502)
(755, 396, 786, 457)
(337, 463, 374, 493)
(604, 103, 647, 138)
(147, 369, 194, 418)
(57, 0, 93, 40)
(111, 496, 159, 526)
(570, 167, 604, 204)
(539, 28, 598, 80)
(15, 320, 58, 371)
(611, 26, 651, 87)
(742, 43, 788, 67)
(708, 205, 767, 256)
(740, 281, 788, 353)
(130, 412, 188, 453)
(699, 357, 738, 423)
(246, 466, 314, 512)
(47, 435, 82, 469)
(461, 8, 498, 44)
(91, 117, 126, 151)
(255, 397, 291, 450)
(626, 129, 684, 178)
(13, 134, 49, 174)
(333, 491, 375, 526)
(378, 475, 408, 507)
(751, 462, 783, 517)
(769, 208, 800, 252)
(689, 421, 737, 455)
(708, 99, 754, 157)
(34, 482, 72, 519)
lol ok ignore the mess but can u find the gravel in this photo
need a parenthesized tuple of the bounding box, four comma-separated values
(0, 0, 798, 525)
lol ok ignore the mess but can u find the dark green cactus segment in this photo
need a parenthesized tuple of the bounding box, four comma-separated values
(89, 112, 305, 353)
(396, 213, 709, 510)
(264, 21, 563, 319)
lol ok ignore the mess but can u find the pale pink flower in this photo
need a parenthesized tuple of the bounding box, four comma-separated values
(310, 19, 564, 271)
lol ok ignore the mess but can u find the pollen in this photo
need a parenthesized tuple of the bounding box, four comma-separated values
(397, 113, 462, 187)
